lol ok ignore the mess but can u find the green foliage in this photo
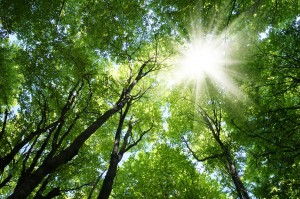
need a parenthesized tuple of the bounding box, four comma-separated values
(113, 144, 226, 198)
(0, 0, 300, 198)
(240, 17, 300, 198)
(0, 41, 21, 108)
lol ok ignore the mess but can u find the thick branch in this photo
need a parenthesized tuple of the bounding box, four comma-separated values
(113, 102, 131, 156)
(119, 121, 133, 156)
(0, 108, 9, 140)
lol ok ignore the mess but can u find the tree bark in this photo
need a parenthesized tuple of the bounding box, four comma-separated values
(224, 151, 249, 199)
(97, 102, 130, 199)
(97, 154, 120, 199)
(202, 111, 249, 199)
(0, 108, 8, 140)
(8, 107, 118, 199)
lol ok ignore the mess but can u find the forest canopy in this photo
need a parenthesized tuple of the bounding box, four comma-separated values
(0, 0, 299, 198)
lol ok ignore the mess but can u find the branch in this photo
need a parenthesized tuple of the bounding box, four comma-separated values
(0, 108, 9, 140)
(60, 182, 93, 192)
(226, 0, 237, 27)
(231, 119, 295, 150)
(124, 124, 153, 153)
(42, 188, 61, 199)
(33, 176, 51, 199)
(196, 105, 215, 126)
(112, 101, 131, 156)
(57, 83, 94, 148)
(0, 174, 12, 189)
(119, 120, 133, 156)
(131, 84, 153, 102)
(52, 80, 87, 149)
(56, 114, 80, 148)
(22, 131, 42, 174)
(35, 95, 48, 133)
(87, 170, 106, 199)
(196, 104, 223, 139)
(181, 136, 224, 162)
(27, 130, 53, 174)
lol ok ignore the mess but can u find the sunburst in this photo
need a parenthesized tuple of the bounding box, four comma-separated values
(167, 31, 243, 98)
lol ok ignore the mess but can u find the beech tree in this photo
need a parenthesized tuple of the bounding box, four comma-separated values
(0, 0, 299, 198)
(0, 1, 168, 198)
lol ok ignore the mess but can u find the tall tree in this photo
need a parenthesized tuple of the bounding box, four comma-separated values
(167, 79, 249, 198)
(0, 1, 168, 198)
(236, 16, 300, 198)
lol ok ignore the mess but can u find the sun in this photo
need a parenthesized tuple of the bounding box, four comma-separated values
(176, 35, 227, 81)
(161, 31, 244, 98)
(165, 32, 244, 98)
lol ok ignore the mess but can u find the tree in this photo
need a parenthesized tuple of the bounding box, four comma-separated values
(236, 16, 300, 198)
(0, 1, 168, 198)
(97, 99, 156, 199)
(167, 79, 249, 198)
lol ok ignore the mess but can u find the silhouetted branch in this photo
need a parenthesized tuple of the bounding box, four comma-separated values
(0, 108, 9, 140)
(88, 170, 106, 199)
(181, 136, 224, 162)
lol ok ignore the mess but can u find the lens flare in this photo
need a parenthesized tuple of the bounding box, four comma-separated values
(177, 36, 226, 80)
(166, 32, 243, 98)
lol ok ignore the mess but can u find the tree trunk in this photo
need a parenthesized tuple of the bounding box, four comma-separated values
(97, 154, 120, 199)
(203, 113, 249, 199)
(97, 103, 130, 199)
(8, 108, 119, 199)
(8, 166, 49, 199)
(225, 153, 249, 199)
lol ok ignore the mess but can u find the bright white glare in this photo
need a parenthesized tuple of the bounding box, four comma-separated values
(169, 35, 227, 85)
(166, 33, 244, 99)
(178, 37, 225, 80)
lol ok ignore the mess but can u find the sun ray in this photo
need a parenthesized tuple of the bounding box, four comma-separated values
(166, 30, 245, 100)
